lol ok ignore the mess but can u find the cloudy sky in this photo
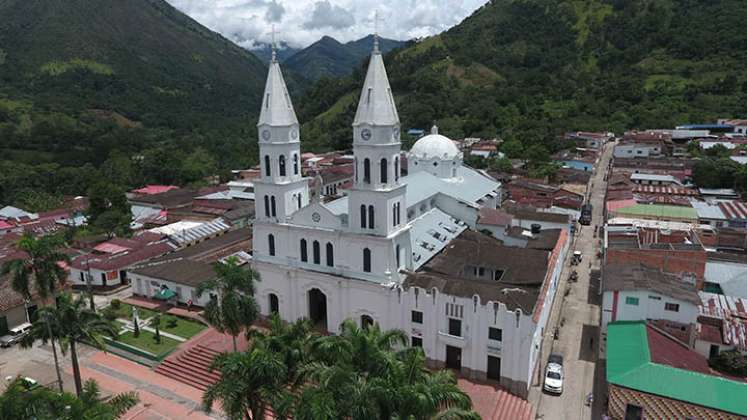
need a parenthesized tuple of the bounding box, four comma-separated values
(166, 0, 487, 50)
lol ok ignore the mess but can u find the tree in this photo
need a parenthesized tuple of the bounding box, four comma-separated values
(2, 233, 69, 392)
(196, 257, 260, 352)
(21, 293, 118, 397)
(87, 182, 130, 236)
(202, 348, 288, 420)
(91, 210, 131, 239)
(149, 314, 161, 344)
(0, 377, 138, 420)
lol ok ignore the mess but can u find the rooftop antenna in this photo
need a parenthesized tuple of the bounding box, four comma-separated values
(373, 10, 380, 54)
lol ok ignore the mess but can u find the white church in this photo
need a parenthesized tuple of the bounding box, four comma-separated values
(251, 39, 568, 397)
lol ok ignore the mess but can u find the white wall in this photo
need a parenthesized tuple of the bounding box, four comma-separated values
(69, 267, 123, 287)
(601, 290, 698, 331)
(130, 273, 212, 307)
(613, 144, 659, 158)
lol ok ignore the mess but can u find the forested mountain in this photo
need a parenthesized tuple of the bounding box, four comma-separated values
(0, 0, 268, 209)
(298, 0, 747, 153)
(283, 35, 406, 81)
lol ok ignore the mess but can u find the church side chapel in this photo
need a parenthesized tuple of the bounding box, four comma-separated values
(250, 35, 568, 397)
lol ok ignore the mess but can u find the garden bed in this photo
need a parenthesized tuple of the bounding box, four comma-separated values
(161, 315, 206, 339)
(116, 330, 181, 358)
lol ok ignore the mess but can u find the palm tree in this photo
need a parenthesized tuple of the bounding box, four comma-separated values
(21, 293, 118, 396)
(2, 233, 70, 393)
(196, 257, 259, 352)
(0, 377, 138, 420)
(248, 315, 315, 385)
(149, 314, 161, 344)
(202, 347, 288, 420)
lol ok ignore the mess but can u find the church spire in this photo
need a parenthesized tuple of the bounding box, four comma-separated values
(258, 51, 297, 128)
(352, 42, 399, 127)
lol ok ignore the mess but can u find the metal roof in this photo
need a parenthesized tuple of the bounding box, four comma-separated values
(408, 208, 467, 270)
(630, 173, 676, 182)
(691, 200, 726, 220)
(607, 321, 747, 416)
(704, 260, 747, 299)
(718, 201, 747, 219)
(615, 203, 697, 220)
(699, 292, 747, 351)
(163, 219, 231, 247)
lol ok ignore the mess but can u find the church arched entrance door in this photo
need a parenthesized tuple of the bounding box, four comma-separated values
(308, 288, 328, 331)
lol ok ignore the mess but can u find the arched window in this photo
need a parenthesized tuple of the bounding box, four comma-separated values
(297, 193, 302, 209)
(268, 234, 275, 256)
(293, 154, 299, 175)
(364, 158, 371, 184)
(279, 155, 286, 177)
(368, 205, 375, 229)
(300, 239, 308, 262)
(326, 242, 334, 267)
(271, 196, 277, 218)
(395, 157, 399, 181)
(380, 158, 388, 183)
(264, 196, 270, 217)
(264, 155, 271, 177)
(396, 203, 401, 225)
(363, 248, 371, 273)
(269, 294, 279, 314)
(354, 158, 359, 183)
(360, 205, 367, 229)
(392, 203, 397, 227)
(361, 314, 374, 330)
(396, 244, 401, 268)
(313, 240, 320, 264)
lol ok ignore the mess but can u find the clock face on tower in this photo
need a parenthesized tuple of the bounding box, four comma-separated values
(311, 212, 321, 222)
(290, 129, 298, 140)
(361, 128, 372, 141)
(261, 129, 271, 141)
(393, 127, 400, 140)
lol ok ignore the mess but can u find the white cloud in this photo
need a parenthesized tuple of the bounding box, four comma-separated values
(166, 0, 487, 49)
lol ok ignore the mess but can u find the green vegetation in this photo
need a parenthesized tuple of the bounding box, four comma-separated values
(0, 0, 268, 207)
(709, 350, 747, 377)
(299, 0, 747, 152)
(118, 330, 180, 356)
(0, 377, 138, 420)
(105, 302, 157, 321)
(203, 316, 478, 419)
(161, 315, 206, 339)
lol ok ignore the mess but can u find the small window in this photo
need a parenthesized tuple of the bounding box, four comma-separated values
(313, 240, 320, 264)
(363, 248, 372, 273)
(293, 154, 299, 175)
(665, 303, 680, 312)
(368, 205, 375, 229)
(648, 295, 661, 300)
(264, 195, 270, 217)
(625, 296, 639, 306)
(364, 158, 371, 184)
(326, 242, 334, 267)
(489, 327, 502, 341)
(264, 155, 271, 176)
(300, 239, 308, 262)
(380, 158, 388, 183)
(411, 336, 422, 348)
(279, 155, 286, 176)
(411, 310, 423, 324)
(360, 205, 367, 229)
(448, 318, 461, 337)
(268, 234, 275, 256)
(270, 196, 277, 217)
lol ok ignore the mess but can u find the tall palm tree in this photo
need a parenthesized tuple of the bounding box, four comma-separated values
(202, 347, 288, 420)
(197, 257, 259, 352)
(149, 314, 161, 344)
(21, 293, 118, 396)
(0, 377, 138, 420)
(2, 233, 70, 393)
(248, 315, 315, 386)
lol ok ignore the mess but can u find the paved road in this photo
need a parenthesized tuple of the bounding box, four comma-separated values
(529, 141, 613, 419)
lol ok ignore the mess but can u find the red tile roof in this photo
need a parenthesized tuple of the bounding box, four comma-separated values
(477, 208, 513, 227)
(71, 242, 174, 271)
(132, 185, 179, 195)
(647, 324, 713, 375)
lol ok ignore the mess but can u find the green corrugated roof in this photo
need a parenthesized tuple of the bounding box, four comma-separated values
(616, 204, 697, 220)
(607, 322, 747, 416)
(153, 288, 176, 300)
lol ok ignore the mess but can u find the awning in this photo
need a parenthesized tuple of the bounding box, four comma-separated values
(153, 288, 176, 300)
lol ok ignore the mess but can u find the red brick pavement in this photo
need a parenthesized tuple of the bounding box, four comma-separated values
(458, 378, 534, 420)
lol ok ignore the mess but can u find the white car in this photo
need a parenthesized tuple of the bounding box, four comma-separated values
(543, 356, 564, 394)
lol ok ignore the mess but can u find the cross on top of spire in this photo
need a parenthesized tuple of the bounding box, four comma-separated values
(269, 25, 279, 63)
(373, 10, 380, 54)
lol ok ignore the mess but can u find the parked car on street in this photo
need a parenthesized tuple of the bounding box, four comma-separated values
(0, 322, 32, 348)
(544, 353, 564, 394)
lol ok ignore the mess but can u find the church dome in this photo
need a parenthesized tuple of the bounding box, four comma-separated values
(410, 126, 460, 160)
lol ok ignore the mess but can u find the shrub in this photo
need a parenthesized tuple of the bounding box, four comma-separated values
(709, 350, 747, 377)
(102, 308, 117, 322)
(166, 317, 178, 329)
(110, 299, 121, 310)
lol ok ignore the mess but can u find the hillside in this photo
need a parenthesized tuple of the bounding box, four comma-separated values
(283, 35, 406, 81)
(0, 0, 267, 167)
(299, 0, 747, 153)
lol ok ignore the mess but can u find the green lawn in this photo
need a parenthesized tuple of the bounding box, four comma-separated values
(161, 315, 207, 339)
(117, 330, 180, 356)
(107, 303, 158, 320)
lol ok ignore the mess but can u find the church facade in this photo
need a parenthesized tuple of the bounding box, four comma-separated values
(251, 40, 568, 397)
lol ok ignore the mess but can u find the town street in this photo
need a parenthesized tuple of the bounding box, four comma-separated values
(529, 140, 613, 419)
